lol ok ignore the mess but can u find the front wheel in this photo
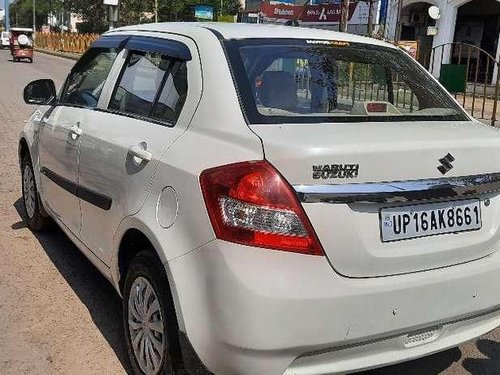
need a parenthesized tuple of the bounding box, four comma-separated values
(21, 155, 51, 231)
(123, 251, 182, 375)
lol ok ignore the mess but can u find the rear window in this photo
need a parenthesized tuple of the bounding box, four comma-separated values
(2, 32, 9, 38)
(224, 39, 468, 124)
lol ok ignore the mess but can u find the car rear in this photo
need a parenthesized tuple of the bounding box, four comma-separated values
(1, 32, 10, 48)
(171, 28, 500, 375)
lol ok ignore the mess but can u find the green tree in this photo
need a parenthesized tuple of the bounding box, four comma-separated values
(222, 0, 241, 15)
(10, 0, 64, 29)
(65, 0, 109, 33)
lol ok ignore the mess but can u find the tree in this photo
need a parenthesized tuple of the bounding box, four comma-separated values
(10, 0, 64, 29)
(24, 0, 236, 34)
(222, 0, 242, 15)
(65, 0, 109, 33)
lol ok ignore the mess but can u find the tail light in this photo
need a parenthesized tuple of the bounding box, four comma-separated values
(200, 161, 324, 256)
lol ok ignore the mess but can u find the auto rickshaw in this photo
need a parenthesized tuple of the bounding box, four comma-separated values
(10, 28, 34, 63)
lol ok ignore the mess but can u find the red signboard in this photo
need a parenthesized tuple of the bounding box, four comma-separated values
(260, 2, 359, 23)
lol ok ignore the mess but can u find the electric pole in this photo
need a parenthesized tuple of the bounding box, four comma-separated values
(32, 0, 36, 31)
(4, 0, 9, 31)
(155, 0, 158, 22)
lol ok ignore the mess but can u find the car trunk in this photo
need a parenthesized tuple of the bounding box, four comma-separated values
(252, 120, 500, 277)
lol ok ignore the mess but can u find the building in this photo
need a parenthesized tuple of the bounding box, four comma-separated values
(243, 0, 382, 35)
(386, 0, 500, 82)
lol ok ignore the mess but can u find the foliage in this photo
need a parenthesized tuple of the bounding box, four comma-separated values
(9, 0, 243, 33)
(65, 0, 109, 33)
(218, 14, 236, 23)
(9, 0, 64, 29)
(222, 0, 242, 15)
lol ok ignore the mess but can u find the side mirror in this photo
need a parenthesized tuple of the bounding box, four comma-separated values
(23, 79, 56, 105)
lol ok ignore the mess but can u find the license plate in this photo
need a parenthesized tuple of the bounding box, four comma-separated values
(380, 199, 482, 242)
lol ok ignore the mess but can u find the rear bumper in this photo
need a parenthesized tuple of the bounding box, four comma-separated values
(285, 307, 500, 374)
(168, 240, 500, 375)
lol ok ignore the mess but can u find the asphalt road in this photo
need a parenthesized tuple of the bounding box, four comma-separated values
(0, 49, 499, 375)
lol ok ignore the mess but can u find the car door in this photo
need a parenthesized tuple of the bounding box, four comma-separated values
(38, 43, 121, 235)
(77, 34, 202, 265)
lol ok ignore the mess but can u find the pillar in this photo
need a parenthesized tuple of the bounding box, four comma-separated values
(430, 1, 458, 78)
(492, 33, 500, 85)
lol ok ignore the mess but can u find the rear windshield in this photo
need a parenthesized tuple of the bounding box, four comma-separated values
(224, 39, 468, 124)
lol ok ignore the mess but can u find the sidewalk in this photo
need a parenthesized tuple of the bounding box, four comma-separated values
(455, 94, 500, 127)
(34, 47, 81, 61)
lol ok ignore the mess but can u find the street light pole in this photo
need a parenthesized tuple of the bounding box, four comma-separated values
(32, 0, 36, 31)
(49, 0, 52, 30)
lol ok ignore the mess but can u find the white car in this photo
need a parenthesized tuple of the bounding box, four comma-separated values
(1, 31, 10, 48)
(19, 23, 500, 375)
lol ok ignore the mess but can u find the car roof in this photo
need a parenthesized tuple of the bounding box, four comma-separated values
(110, 22, 396, 49)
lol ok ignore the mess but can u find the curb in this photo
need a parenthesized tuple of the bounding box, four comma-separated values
(34, 48, 81, 61)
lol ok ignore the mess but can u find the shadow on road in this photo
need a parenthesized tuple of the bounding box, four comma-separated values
(13, 198, 132, 374)
(356, 347, 461, 375)
(463, 339, 500, 374)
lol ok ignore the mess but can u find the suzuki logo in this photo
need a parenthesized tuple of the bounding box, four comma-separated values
(437, 153, 455, 175)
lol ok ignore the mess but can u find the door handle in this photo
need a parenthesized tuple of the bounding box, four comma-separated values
(70, 125, 82, 139)
(128, 145, 152, 162)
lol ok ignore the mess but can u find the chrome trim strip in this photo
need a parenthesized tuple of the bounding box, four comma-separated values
(294, 173, 500, 204)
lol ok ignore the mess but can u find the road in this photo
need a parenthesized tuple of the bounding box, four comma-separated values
(0, 49, 499, 375)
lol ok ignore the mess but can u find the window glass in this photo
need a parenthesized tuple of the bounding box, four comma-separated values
(151, 61, 188, 123)
(61, 48, 118, 108)
(225, 40, 467, 124)
(109, 51, 188, 124)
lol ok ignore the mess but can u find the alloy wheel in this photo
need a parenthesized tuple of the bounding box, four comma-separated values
(23, 165, 36, 219)
(128, 276, 165, 374)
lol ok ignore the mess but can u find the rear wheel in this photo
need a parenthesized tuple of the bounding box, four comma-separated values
(123, 251, 183, 375)
(21, 155, 51, 232)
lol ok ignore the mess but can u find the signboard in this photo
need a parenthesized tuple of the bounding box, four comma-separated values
(260, 1, 376, 25)
(398, 40, 419, 59)
(427, 26, 438, 36)
(195, 4, 215, 20)
(310, 0, 341, 4)
(103, 0, 119, 5)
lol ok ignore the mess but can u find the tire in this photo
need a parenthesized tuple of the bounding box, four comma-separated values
(123, 251, 183, 375)
(21, 154, 51, 232)
(28, 58, 33, 63)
